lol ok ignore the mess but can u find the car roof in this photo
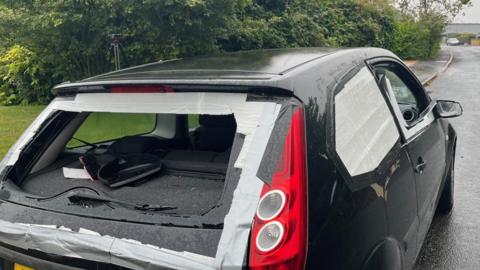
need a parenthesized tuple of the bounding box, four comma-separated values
(53, 47, 397, 96)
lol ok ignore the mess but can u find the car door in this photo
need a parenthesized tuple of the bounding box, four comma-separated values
(332, 65, 420, 269)
(372, 60, 447, 247)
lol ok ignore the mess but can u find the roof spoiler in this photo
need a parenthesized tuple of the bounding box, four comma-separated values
(52, 82, 293, 97)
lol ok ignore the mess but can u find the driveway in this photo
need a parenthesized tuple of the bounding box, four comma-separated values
(415, 46, 480, 269)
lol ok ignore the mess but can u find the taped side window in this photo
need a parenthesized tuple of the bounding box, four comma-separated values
(335, 67, 400, 177)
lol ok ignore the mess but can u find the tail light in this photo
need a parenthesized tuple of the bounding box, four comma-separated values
(249, 107, 308, 270)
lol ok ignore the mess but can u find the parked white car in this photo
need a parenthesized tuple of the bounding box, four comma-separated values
(447, 38, 461, 46)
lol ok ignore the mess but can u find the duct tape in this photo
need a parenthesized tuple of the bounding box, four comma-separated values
(215, 102, 281, 269)
(0, 219, 217, 270)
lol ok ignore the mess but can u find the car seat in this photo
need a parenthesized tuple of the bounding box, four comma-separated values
(193, 114, 237, 152)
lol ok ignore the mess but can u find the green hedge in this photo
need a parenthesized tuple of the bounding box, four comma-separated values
(0, 0, 446, 105)
(457, 33, 477, 44)
(391, 16, 444, 60)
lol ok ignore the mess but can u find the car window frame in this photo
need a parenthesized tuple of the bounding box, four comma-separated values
(366, 57, 436, 143)
(326, 64, 402, 191)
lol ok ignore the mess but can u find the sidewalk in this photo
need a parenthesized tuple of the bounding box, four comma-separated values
(404, 48, 453, 86)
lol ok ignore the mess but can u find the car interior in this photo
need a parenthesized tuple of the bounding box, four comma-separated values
(19, 112, 237, 216)
(374, 65, 426, 126)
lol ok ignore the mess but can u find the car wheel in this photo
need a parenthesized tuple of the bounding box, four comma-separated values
(437, 158, 454, 215)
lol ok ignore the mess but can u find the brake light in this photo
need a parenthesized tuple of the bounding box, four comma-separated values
(110, 85, 174, 93)
(249, 107, 308, 270)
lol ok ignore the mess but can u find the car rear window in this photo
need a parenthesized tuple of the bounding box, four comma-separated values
(67, 112, 157, 148)
(4, 92, 283, 228)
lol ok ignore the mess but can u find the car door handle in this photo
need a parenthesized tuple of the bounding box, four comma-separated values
(415, 158, 427, 174)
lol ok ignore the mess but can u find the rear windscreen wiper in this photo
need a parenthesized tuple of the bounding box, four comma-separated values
(68, 192, 177, 212)
(71, 137, 98, 149)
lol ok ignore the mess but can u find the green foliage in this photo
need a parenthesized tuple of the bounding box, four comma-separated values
(219, 7, 326, 51)
(0, 0, 463, 105)
(456, 33, 477, 44)
(0, 45, 53, 105)
(220, 0, 397, 50)
(1, 0, 239, 79)
(393, 0, 470, 59)
(392, 16, 444, 60)
(0, 0, 240, 105)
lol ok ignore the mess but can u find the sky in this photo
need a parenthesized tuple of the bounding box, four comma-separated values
(454, 0, 480, 23)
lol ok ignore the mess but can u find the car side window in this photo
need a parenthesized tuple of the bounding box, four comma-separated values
(383, 69, 418, 106)
(334, 67, 400, 177)
(374, 64, 429, 126)
(373, 61, 433, 140)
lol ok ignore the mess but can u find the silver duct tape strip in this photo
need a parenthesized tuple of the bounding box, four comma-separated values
(0, 219, 216, 270)
(215, 103, 281, 269)
(110, 240, 215, 270)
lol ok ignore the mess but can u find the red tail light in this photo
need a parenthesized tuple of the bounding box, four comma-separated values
(111, 85, 174, 93)
(249, 107, 308, 270)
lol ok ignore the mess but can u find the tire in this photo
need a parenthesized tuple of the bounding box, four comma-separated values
(437, 158, 454, 215)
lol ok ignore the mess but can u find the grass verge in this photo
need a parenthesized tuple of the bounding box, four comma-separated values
(0, 106, 45, 159)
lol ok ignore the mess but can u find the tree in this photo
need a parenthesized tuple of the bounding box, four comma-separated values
(220, 0, 398, 51)
(395, 0, 471, 19)
(0, 0, 241, 104)
(0, 0, 240, 80)
(392, 0, 470, 60)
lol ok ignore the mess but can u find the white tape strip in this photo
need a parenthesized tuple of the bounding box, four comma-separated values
(62, 168, 91, 180)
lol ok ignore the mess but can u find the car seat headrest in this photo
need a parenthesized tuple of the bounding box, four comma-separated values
(199, 115, 236, 128)
(195, 115, 236, 152)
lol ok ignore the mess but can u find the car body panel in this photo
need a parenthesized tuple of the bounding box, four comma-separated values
(362, 238, 402, 270)
(384, 146, 419, 269)
(81, 48, 339, 80)
(406, 120, 447, 246)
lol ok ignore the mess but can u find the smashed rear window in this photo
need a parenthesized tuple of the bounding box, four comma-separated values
(2, 92, 284, 227)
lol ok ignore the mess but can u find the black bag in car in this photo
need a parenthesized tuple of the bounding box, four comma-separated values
(80, 136, 162, 188)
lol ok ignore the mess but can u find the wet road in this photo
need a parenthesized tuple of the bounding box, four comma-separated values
(414, 46, 480, 269)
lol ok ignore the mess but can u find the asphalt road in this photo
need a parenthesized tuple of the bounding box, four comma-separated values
(414, 46, 480, 269)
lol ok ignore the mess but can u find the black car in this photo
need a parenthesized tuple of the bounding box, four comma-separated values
(0, 48, 461, 270)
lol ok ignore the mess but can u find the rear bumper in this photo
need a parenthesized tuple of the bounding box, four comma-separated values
(0, 244, 83, 270)
(0, 200, 220, 270)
